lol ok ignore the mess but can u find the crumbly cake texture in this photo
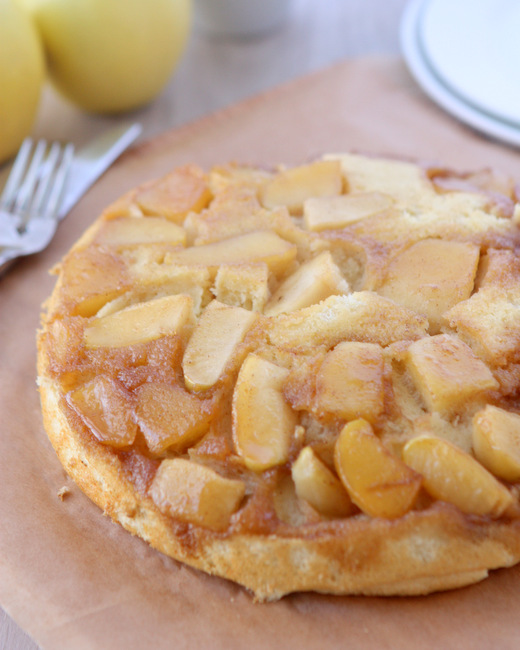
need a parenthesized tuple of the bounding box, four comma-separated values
(37, 153, 520, 601)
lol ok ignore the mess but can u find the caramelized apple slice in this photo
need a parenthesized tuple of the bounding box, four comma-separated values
(135, 382, 215, 454)
(101, 192, 143, 221)
(150, 458, 245, 531)
(325, 153, 434, 203)
(292, 446, 354, 517)
(303, 192, 393, 231)
(378, 238, 480, 333)
(94, 216, 186, 247)
(403, 435, 513, 517)
(208, 163, 273, 196)
(186, 199, 297, 246)
(267, 292, 428, 351)
(67, 376, 137, 448)
(474, 248, 520, 290)
(264, 251, 349, 316)
(334, 419, 422, 519)
(316, 342, 384, 422)
(57, 247, 130, 317)
(473, 405, 520, 481)
(135, 165, 212, 223)
(164, 230, 297, 277)
(84, 294, 194, 349)
(232, 354, 297, 471)
(405, 334, 498, 414)
(261, 160, 343, 214)
(182, 300, 259, 391)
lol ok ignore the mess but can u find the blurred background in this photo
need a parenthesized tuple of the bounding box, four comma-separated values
(29, 0, 410, 147)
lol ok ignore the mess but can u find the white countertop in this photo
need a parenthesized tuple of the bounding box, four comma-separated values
(1, 0, 408, 646)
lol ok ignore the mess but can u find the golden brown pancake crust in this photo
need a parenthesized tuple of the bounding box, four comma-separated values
(38, 154, 520, 600)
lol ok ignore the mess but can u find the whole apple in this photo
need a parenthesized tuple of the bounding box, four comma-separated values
(24, 0, 191, 114)
(0, 0, 44, 163)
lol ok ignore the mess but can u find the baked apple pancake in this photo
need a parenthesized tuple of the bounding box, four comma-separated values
(37, 153, 520, 601)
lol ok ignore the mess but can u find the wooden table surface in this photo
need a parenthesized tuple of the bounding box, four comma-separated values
(1, 1, 410, 647)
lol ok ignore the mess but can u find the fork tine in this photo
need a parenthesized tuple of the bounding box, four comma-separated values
(0, 138, 34, 209)
(12, 139, 48, 215)
(29, 142, 61, 216)
(42, 143, 75, 219)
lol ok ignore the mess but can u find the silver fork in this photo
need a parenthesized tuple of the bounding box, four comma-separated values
(0, 138, 75, 275)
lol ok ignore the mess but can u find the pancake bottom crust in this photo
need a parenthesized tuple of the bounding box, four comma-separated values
(38, 153, 520, 600)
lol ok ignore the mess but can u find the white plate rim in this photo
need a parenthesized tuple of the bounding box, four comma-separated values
(419, 0, 520, 129)
(400, 0, 520, 149)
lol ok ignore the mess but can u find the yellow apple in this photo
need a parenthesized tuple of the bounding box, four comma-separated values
(24, 0, 191, 113)
(0, 0, 44, 163)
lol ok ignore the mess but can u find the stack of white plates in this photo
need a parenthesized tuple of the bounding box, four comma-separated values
(400, 0, 520, 147)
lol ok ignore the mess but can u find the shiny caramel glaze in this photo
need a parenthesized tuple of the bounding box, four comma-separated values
(38, 154, 520, 597)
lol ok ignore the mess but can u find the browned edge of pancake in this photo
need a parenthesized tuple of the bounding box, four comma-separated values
(37, 355, 520, 601)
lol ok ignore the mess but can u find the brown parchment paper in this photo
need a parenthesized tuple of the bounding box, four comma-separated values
(2, 57, 520, 650)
